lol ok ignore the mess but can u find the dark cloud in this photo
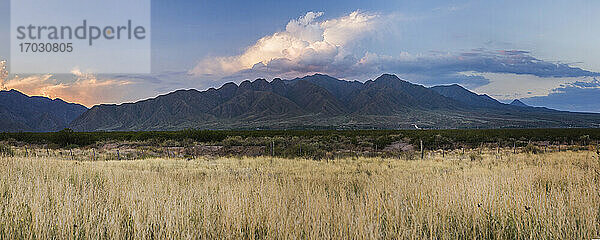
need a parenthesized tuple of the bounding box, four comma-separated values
(215, 48, 599, 90)
(521, 79, 600, 113)
(452, 50, 597, 77)
(371, 49, 599, 88)
(395, 73, 490, 89)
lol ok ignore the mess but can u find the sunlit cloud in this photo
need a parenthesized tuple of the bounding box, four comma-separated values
(190, 11, 384, 80)
(0, 60, 8, 88)
(1, 67, 135, 107)
(1, 59, 203, 107)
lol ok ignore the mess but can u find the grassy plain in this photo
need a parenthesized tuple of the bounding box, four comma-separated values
(0, 150, 599, 239)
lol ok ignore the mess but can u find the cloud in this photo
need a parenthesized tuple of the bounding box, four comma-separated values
(1, 58, 207, 107)
(0, 60, 7, 87)
(356, 49, 600, 88)
(467, 72, 584, 100)
(189, 11, 599, 91)
(520, 78, 600, 113)
(1, 68, 137, 107)
(190, 11, 383, 80)
(454, 50, 597, 78)
(111, 71, 204, 94)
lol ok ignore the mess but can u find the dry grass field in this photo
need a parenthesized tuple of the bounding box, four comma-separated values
(0, 150, 599, 239)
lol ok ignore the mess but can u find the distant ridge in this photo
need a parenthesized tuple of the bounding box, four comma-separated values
(66, 74, 600, 131)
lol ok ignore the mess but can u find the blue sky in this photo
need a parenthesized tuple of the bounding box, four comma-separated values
(1, 0, 600, 111)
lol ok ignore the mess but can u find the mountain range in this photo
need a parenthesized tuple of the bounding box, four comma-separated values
(3, 74, 600, 132)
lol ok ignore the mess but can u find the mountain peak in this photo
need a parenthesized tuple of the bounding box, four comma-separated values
(1, 89, 80, 106)
(375, 74, 402, 81)
(431, 84, 504, 108)
(292, 73, 338, 82)
(432, 84, 468, 92)
(311, 73, 330, 77)
(1, 89, 28, 97)
(510, 99, 529, 107)
(220, 82, 238, 89)
(371, 74, 411, 88)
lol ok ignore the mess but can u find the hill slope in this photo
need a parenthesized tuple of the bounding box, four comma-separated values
(0, 90, 88, 132)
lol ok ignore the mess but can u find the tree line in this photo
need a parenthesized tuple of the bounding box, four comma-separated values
(0, 128, 599, 150)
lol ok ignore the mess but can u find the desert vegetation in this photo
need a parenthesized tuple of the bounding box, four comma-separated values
(2, 128, 600, 160)
(3, 128, 600, 149)
(0, 145, 599, 239)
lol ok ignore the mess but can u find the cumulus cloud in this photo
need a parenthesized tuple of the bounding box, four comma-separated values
(190, 11, 382, 79)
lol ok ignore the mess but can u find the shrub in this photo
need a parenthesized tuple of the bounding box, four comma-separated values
(65, 144, 80, 150)
(161, 139, 180, 147)
(469, 153, 483, 162)
(222, 136, 244, 146)
(0, 144, 14, 157)
(524, 144, 541, 154)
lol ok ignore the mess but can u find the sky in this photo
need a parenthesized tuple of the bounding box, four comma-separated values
(1, 0, 600, 112)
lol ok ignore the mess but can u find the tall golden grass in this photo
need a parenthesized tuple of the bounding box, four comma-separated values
(0, 150, 599, 239)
